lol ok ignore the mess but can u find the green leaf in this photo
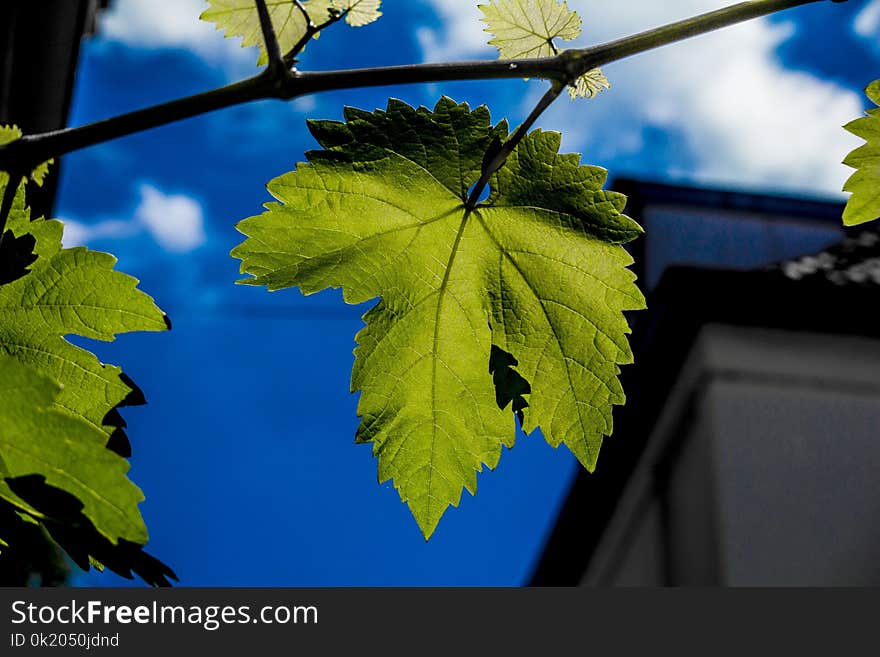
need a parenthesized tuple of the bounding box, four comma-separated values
(333, 0, 382, 27)
(0, 180, 169, 442)
(479, 0, 581, 58)
(233, 98, 644, 538)
(843, 80, 880, 226)
(0, 178, 173, 583)
(479, 0, 608, 101)
(568, 68, 611, 99)
(0, 356, 147, 545)
(201, 0, 381, 65)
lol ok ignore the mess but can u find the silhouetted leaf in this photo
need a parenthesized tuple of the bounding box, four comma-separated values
(0, 230, 36, 286)
(489, 345, 530, 424)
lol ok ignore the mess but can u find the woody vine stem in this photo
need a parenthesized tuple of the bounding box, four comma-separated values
(0, 0, 847, 240)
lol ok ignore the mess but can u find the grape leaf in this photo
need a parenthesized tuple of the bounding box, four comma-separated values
(0, 177, 173, 583)
(334, 0, 382, 27)
(568, 68, 611, 100)
(843, 80, 880, 226)
(479, 0, 609, 100)
(232, 98, 644, 538)
(0, 179, 169, 444)
(0, 491, 175, 586)
(201, 0, 381, 65)
(479, 0, 581, 57)
(0, 356, 147, 545)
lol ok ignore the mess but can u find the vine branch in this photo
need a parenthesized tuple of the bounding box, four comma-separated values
(466, 83, 564, 211)
(285, 5, 347, 66)
(0, 0, 843, 174)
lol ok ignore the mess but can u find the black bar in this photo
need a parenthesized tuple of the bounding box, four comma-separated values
(0, 588, 875, 654)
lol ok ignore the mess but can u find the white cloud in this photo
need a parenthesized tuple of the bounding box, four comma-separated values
(135, 184, 207, 252)
(62, 184, 206, 253)
(417, 0, 862, 196)
(416, 2, 494, 62)
(99, 0, 255, 75)
(854, 0, 880, 38)
(291, 95, 318, 114)
(61, 218, 136, 248)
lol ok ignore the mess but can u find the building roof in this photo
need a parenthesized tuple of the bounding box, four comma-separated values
(529, 186, 878, 586)
(779, 227, 880, 287)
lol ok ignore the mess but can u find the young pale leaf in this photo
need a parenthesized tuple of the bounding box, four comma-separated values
(335, 0, 382, 27)
(843, 80, 880, 226)
(232, 98, 644, 538)
(0, 356, 147, 545)
(0, 180, 169, 444)
(568, 68, 611, 99)
(201, 0, 381, 65)
(479, 0, 581, 58)
(479, 0, 608, 100)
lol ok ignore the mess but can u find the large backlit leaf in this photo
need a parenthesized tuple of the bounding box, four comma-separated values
(233, 98, 644, 537)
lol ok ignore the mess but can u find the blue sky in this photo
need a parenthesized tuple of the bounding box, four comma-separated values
(58, 0, 879, 586)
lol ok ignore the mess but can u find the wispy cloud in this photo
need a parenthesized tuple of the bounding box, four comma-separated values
(61, 219, 136, 248)
(417, 0, 862, 196)
(62, 184, 206, 253)
(854, 0, 880, 38)
(416, 2, 494, 63)
(99, 0, 256, 76)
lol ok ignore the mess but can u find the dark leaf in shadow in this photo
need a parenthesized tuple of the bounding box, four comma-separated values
(489, 345, 531, 426)
(0, 230, 37, 285)
(0, 498, 70, 586)
(101, 372, 147, 458)
(103, 418, 132, 458)
(5, 475, 177, 587)
(117, 372, 147, 407)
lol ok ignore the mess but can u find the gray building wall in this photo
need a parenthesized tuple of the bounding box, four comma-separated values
(584, 324, 880, 586)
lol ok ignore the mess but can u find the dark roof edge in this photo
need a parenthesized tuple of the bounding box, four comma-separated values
(612, 177, 845, 224)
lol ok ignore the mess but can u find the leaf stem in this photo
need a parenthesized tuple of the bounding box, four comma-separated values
(286, 0, 318, 65)
(0, 0, 838, 171)
(285, 11, 347, 67)
(291, 0, 313, 29)
(466, 83, 564, 211)
(254, 0, 285, 74)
